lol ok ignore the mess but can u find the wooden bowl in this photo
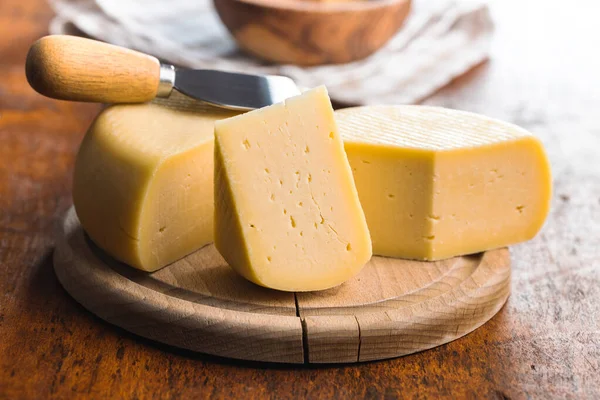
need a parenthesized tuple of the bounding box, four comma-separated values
(213, 0, 411, 66)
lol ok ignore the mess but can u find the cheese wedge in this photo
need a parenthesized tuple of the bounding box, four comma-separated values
(73, 92, 240, 271)
(214, 86, 372, 291)
(337, 105, 552, 260)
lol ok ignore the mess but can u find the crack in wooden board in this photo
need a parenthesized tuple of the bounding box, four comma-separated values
(54, 207, 510, 364)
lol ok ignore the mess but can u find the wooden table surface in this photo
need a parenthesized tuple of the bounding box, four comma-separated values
(1, 0, 598, 398)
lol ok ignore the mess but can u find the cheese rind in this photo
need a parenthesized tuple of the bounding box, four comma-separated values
(73, 93, 240, 271)
(337, 105, 552, 260)
(214, 86, 372, 291)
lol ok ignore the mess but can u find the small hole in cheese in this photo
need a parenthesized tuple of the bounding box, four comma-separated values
(264, 168, 270, 174)
(242, 139, 251, 149)
(290, 216, 296, 228)
(346, 243, 352, 251)
(304, 146, 310, 153)
(267, 256, 272, 262)
(159, 226, 166, 233)
(329, 132, 334, 139)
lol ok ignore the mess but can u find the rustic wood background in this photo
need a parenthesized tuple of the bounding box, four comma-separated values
(1, 0, 598, 398)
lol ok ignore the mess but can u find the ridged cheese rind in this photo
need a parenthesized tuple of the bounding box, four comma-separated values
(338, 105, 531, 150)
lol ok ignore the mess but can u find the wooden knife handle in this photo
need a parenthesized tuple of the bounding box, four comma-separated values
(25, 35, 161, 103)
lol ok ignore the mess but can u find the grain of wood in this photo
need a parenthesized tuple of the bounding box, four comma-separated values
(213, 0, 411, 65)
(54, 207, 509, 364)
(54, 208, 304, 363)
(357, 251, 510, 361)
(296, 252, 488, 316)
(299, 250, 510, 362)
(25, 35, 160, 103)
(303, 315, 359, 363)
(88, 229, 298, 316)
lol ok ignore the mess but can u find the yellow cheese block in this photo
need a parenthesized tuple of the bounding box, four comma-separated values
(214, 86, 372, 292)
(73, 92, 240, 272)
(337, 105, 552, 260)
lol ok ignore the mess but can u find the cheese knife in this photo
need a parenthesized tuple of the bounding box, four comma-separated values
(25, 35, 300, 110)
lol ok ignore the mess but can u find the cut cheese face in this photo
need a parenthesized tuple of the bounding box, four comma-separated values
(214, 86, 372, 291)
(73, 92, 240, 271)
(337, 105, 552, 260)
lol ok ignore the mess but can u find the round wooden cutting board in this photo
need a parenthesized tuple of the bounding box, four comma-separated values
(53, 207, 511, 364)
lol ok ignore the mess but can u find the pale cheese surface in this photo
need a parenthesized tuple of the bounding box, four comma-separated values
(336, 105, 552, 260)
(98, 95, 240, 159)
(214, 86, 372, 291)
(74, 92, 240, 271)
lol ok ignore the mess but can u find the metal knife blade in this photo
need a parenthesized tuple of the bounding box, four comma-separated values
(173, 68, 301, 111)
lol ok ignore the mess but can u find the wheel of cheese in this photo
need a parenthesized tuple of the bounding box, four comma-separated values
(73, 92, 240, 271)
(337, 105, 552, 260)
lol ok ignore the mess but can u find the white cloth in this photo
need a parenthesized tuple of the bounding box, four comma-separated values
(49, 0, 493, 105)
